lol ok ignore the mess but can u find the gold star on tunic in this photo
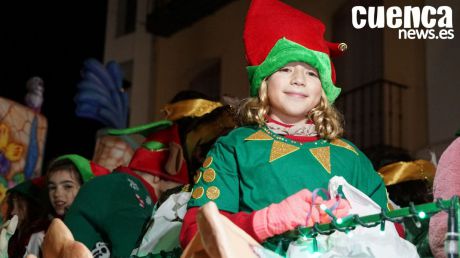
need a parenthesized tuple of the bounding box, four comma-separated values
(330, 139, 358, 155)
(310, 146, 331, 173)
(245, 130, 273, 141)
(269, 140, 300, 162)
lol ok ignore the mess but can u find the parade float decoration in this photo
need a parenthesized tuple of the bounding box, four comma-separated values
(0, 77, 47, 202)
(74, 58, 135, 171)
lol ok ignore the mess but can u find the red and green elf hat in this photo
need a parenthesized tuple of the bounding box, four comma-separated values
(108, 120, 189, 185)
(51, 154, 110, 183)
(244, 0, 347, 103)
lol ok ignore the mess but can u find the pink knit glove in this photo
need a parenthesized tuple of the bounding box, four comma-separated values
(318, 197, 351, 224)
(253, 189, 320, 241)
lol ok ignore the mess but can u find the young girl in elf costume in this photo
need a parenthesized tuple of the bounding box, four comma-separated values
(0, 154, 108, 258)
(180, 0, 390, 255)
(24, 154, 109, 258)
(46, 154, 110, 219)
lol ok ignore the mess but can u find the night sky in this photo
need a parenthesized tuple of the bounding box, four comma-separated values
(1, 1, 108, 172)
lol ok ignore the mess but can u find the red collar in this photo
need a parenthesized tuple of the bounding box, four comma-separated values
(116, 166, 158, 203)
(284, 134, 319, 143)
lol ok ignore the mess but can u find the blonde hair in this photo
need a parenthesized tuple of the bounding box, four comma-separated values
(238, 79, 344, 140)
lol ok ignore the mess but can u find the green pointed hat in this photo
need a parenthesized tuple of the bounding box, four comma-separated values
(51, 154, 110, 183)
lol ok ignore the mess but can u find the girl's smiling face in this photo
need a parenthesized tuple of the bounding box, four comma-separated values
(267, 62, 322, 124)
(48, 170, 81, 216)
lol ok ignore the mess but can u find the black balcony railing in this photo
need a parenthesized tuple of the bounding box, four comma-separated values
(335, 79, 408, 151)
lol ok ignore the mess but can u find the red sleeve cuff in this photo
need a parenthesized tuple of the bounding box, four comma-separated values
(179, 207, 262, 248)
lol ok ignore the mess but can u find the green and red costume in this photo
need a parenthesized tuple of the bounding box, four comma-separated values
(64, 167, 157, 258)
(65, 120, 190, 257)
(180, 124, 388, 248)
(188, 126, 387, 212)
(181, 0, 388, 251)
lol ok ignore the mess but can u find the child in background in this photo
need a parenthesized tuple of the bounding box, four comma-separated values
(180, 0, 389, 255)
(14, 154, 109, 257)
(4, 178, 48, 258)
(46, 154, 110, 218)
(63, 120, 190, 258)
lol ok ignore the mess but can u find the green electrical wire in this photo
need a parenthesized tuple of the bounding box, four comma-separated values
(283, 196, 459, 241)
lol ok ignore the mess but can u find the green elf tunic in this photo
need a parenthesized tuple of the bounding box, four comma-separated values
(64, 167, 156, 258)
(188, 125, 388, 223)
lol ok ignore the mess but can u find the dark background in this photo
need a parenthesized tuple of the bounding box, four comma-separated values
(1, 1, 108, 172)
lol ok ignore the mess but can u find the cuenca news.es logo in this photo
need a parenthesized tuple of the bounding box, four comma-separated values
(352, 6, 455, 39)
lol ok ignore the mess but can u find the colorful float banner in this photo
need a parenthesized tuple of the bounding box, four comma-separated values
(0, 96, 47, 202)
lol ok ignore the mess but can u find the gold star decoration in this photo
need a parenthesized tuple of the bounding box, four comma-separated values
(330, 139, 358, 155)
(310, 146, 331, 173)
(269, 140, 300, 162)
